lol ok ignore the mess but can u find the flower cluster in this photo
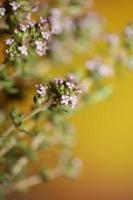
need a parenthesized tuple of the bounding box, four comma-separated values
(49, 8, 75, 35)
(0, 7, 6, 18)
(50, 8, 63, 34)
(9, 1, 21, 11)
(2, 0, 38, 26)
(78, 12, 105, 40)
(5, 17, 51, 62)
(34, 75, 82, 109)
(49, 8, 105, 38)
(86, 57, 114, 78)
(104, 33, 119, 47)
(48, 7, 105, 64)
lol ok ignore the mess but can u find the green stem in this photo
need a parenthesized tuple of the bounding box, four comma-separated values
(0, 106, 45, 143)
(6, 166, 64, 194)
(11, 134, 62, 176)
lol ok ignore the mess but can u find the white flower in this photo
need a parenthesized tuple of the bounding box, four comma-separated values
(51, 22, 62, 34)
(20, 24, 27, 32)
(50, 8, 63, 34)
(28, 21, 35, 27)
(18, 45, 28, 56)
(39, 17, 49, 30)
(10, 1, 21, 11)
(86, 58, 101, 70)
(61, 95, 70, 106)
(86, 58, 114, 77)
(54, 78, 63, 85)
(36, 84, 47, 96)
(40, 17, 47, 24)
(104, 33, 119, 46)
(61, 95, 77, 108)
(41, 31, 51, 40)
(67, 74, 76, 81)
(63, 17, 74, 32)
(99, 64, 114, 77)
(35, 40, 47, 56)
(19, 21, 35, 31)
(5, 38, 14, 45)
(0, 7, 6, 17)
(66, 81, 75, 90)
(69, 96, 77, 108)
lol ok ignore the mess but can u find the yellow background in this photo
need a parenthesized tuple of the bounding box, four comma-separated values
(9, 0, 133, 199)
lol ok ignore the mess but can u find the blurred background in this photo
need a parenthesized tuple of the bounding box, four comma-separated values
(8, 0, 133, 199)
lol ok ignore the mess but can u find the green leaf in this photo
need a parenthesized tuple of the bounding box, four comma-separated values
(10, 108, 23, 127)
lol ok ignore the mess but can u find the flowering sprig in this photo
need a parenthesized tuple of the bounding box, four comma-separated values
(34, 75, 82, 109)
(0, 75, 82, 195)
(48, 6, 105, 63)
(86, 57, 114, 81)
(5, 150, 82, 194)
(0, 75, 81, 149)
(0, 0, 38, 28)
(5, 17, 51, 63)
(0, 2, 52, 93)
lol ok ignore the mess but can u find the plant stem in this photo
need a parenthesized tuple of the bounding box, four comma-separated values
(0, 106, 46, 143)
(6, 166, 64, 194)
(0, 125, 34, 157)
(6, 175, 42, 195)
(11, 134, 62, 176)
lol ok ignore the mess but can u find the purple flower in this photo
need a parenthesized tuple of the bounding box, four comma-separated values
(6, 38, 14, 45)
(36, 84, 47, 97)
(18, 45, 28, 56)
(10, 1, 21, 11)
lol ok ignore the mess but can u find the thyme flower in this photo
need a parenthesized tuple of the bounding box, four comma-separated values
(50, 8, 63, 34)
(0, 0, 39, 30)
(86, 58, 114, 77)
(34, 76, 82, 109)
(9, 1, 21, 11)
(0, 7, 6, 17)
(104, 33, 119, 46)
(35, 40, 48, 56)
(5, 17, 51, 62)
(18, 45, 28, 56)
(5, 38, 14, 45)
(36, 84, 48, 97)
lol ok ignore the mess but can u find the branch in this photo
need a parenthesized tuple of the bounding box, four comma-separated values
(0, 106, 45, 141)
(6, 166, 64, 194)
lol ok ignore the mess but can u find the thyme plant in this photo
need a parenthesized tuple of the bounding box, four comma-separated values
(0, 0, 132, 198)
